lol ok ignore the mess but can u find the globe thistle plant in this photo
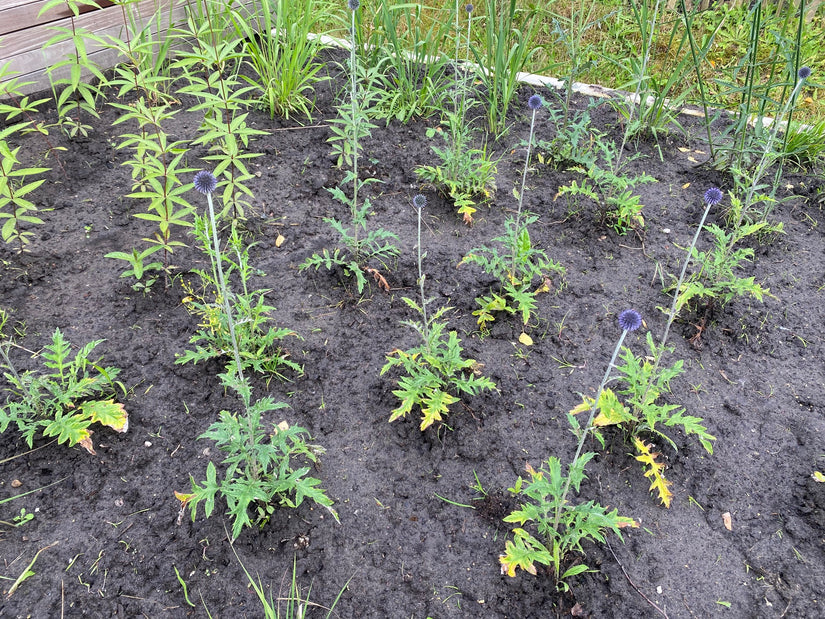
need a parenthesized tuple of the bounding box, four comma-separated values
(194, 170, 218, 195)
(743, 66, 814, 219)
(381, 194, 495, 431)
(548, 309, 643, 554)
(659, 187, 723, 349)
(509, 94, 544, 282)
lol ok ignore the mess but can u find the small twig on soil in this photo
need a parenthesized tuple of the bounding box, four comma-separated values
(269, 124, 329, 132)
(605, 538, 669, 618)
(0, 439, 57, 465)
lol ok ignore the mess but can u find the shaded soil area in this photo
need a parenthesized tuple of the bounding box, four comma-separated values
(2, 50, 825, 618)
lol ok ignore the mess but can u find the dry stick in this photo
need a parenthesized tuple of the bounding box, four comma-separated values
(0, 440, 57, 465)
(269, 124, 329, 131)
(605, 538, 669, 619)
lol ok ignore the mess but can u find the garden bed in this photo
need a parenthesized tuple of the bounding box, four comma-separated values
(2, 47, 825, 618)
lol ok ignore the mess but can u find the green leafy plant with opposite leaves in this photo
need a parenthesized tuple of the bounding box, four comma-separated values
(40, 0, 107, 138)
(108, 99, 195, 284)
(0, 322, 128, 455)
(0, 129, 49, 253)
(173, 3, 266, 220)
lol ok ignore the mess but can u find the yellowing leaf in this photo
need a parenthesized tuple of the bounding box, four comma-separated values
(275, 234, 285, 247)
(518, 332, 533, 346)
(82, 400, 129, 433)
(678, 147, 691, 153)
(568, 390, 632, 427)
(682, 182, 690, 189)
(813, 471, 825, 483)
(175, 491, 193, 508)
(634, 438, 673, 508)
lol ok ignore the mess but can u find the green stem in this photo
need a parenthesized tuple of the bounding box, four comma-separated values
(511, 107, 537, 279)
(552, 328, 629, 534)
(349, 8, 360, 258)
(205, 192, 246, 397)
(416, 207, 429, 347)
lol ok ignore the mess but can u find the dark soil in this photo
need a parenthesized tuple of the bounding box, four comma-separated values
(2, 48, 825, 618)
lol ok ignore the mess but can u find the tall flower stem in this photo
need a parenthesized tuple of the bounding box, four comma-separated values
(413, 195, 429, 345)
(204, 191, 246, 396)
(552, 310, 640, 534)
(638, 188, 721, 421)
(348, 6, 361, 258)
(511, 96, 541, 279)
(195, 171, 247, 401)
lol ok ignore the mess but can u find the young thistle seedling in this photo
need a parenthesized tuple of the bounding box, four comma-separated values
(381, 194, 495, 431)
(500, 310, 639, 588)
(461, 96, 564, 333)
(300, 0, 399, 293)
(177, 172, 334, 539)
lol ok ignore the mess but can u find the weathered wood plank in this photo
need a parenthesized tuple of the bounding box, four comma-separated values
(0, 1, 117, 37)
(1, 0, 182, 95)
(1, 0, 262, 97)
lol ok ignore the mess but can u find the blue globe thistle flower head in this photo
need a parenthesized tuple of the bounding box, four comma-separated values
(412, 194, 427, 210)
(528, 94, 543, 111)
(194, 170, 218, 195)
(618, 309, 642, 332)
(703, 187, 723, 207)
(348, 0, 359, 10)
(465, 4, 473, 13)
(798, 66, 811, 80)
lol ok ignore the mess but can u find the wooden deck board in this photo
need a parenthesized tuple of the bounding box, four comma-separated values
(1, 0, 260, 98)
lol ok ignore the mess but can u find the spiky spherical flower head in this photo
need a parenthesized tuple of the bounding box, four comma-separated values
(348, 0, 359, 10)
(465, 3, 473, 13)
(618, 309, 642, 332)
(798, 66, 811, 80)
(703, 187, 723, 207)
(194, 170, 218, 195)
(412, 194, 427, 210)
(528, 94, 543, 111)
